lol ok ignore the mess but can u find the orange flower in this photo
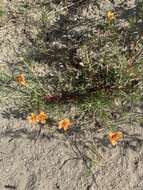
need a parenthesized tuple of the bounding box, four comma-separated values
(37, 111, 48, 124)
(16, 74, 27, 86)
(107, 11, 116, 21)
(108, 131, 123, 145)
(58, 118, 72, 131)
(27, 113, 38, 125)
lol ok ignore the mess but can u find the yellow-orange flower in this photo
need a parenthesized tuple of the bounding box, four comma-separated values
(108, 131, 123, 145)
(27, 113, 38, 125)
(37, 111, 48, 124)
(107, 11, 116, 21)
(58, 118, 72, 131)
(16, 74, 27, 86)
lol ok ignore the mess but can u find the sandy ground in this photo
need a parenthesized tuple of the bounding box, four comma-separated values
(0, 0, 143, 190)
(0, 106, 143, 190)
